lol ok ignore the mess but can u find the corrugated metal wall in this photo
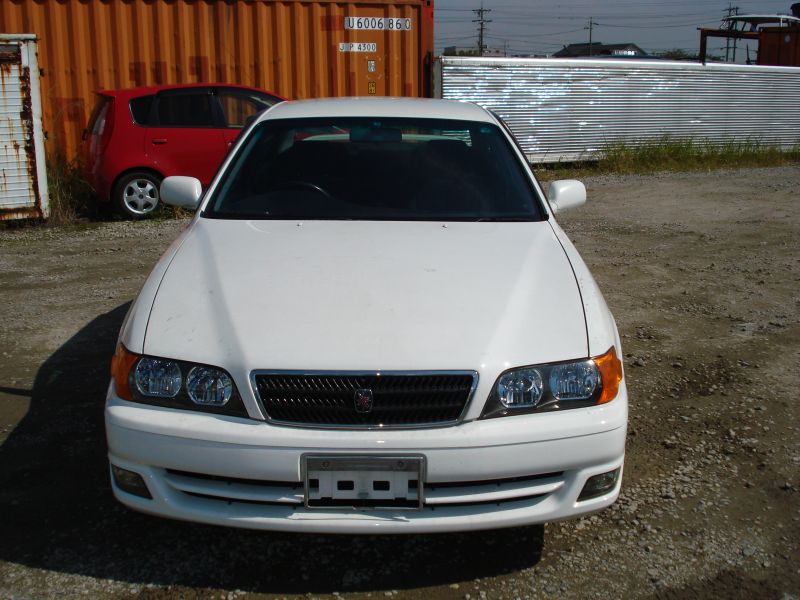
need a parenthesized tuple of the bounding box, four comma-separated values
(0, 35, 49, 220)
(0, 0, 434, 159)
(436, 56, 800, 163)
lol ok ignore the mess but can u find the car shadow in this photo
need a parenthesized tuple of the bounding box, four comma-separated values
(0, 303, 544, 594)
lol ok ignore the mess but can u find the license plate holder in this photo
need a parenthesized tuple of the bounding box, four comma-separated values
(302, 455, 425, 510)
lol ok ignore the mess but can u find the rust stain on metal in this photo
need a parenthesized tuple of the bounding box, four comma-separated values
(0, 206, 45, 220)
(320, 15, 344, 31)
(0, 64, 11, 96)
(0, 62, 43, 221)
(1, 46, 19, 97)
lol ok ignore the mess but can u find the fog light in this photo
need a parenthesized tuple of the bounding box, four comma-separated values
(578, 468, 620, 501)
(111, 465, 152, 499)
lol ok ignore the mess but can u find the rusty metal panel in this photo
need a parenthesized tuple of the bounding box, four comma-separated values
(0, 34, 49, 220)
(435, 56, 800, 163)
(759, 28, 800, 67)
(0, 0, 434, 160)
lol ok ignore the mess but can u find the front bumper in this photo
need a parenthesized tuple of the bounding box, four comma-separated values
(106, 385, 627, 534)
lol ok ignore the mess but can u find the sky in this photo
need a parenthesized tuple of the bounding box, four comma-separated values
(434, 0, 795, 59)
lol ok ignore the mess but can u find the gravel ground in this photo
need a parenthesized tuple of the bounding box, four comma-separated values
(0, 166, 798, 600)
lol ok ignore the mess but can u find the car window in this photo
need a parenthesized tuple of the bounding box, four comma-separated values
(156, 91, 216, 127)
(490, 110, 544, 185)
(217, 90, 278, 128)
(129, 95, 155, 126)
(205, 117, 545, 221)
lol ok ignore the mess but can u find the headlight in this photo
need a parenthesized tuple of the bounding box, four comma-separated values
(110, 344, 247, 417)
(134, 358, 182, 398)
(481, 346, 622, 419)
(549, 361, 600, 401)
(497, 368, 544, 408)
(186, 366, 233, 406)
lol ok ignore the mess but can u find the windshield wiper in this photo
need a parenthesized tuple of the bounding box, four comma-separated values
(474, 217, 536, 222)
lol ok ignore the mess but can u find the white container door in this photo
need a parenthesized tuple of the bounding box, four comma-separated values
(0, 36, 49, 220)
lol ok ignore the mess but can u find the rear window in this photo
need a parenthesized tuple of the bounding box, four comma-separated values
(205, 117, 545, 221)
(129, 95, 155, 126)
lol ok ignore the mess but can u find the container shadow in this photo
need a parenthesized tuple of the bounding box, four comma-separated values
(0, 303, 544, 594)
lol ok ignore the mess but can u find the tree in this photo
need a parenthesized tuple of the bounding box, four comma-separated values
(442, 47, 480, 57)
(657, 48, 698, 60)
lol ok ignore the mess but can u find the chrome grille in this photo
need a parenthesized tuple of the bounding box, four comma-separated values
(252, 371, 477, 428)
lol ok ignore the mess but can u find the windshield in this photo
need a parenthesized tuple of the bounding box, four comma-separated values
(204, 117, 545, 221)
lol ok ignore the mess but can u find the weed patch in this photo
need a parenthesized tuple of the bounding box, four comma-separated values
(45, 154, 97, 225)
(536, 137, 800, 181)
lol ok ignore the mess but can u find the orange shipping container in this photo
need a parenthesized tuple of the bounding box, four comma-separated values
(0, 0, 435, 159)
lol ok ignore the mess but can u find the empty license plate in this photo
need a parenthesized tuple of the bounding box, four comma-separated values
(302, 455, 425, 510)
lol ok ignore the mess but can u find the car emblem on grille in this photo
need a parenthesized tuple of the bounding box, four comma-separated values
(354, 388, 374, 413)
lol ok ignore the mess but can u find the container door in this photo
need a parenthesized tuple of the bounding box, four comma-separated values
(0, 39, 48, 220)
(145, 88, 227, 186)
(341, 13, 418, 96)
(359, 50, 385, 97)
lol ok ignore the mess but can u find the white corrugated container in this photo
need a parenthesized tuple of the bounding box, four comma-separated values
(0, 34, 49, 220)
(435, 56, 800, 163)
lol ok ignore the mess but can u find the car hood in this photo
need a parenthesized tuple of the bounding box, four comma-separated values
(144, 218, 587, 375)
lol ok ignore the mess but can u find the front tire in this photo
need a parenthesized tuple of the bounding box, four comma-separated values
(113, 172, 162, 219)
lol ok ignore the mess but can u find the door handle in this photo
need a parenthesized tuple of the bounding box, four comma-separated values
(151, 138, 168, 145)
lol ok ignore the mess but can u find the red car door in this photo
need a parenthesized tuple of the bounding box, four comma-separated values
(145, 87, 227, 186)
(216, 87, 283, 149)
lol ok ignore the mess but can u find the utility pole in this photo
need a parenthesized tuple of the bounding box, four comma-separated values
(585, 17, 597, 56)
(724, 4, 739, 62)
(472, 2, 492, 56)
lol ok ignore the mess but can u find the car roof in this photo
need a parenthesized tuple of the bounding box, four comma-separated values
(97, 83, 284, 99)
(259, 97, 495, 124)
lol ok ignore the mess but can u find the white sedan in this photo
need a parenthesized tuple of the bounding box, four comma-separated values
(106, 97, 627, 533)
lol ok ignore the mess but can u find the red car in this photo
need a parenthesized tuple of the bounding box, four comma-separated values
(83, 83, 284, 218)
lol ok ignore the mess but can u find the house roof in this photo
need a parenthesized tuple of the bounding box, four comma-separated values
(553, 42, 650, 58)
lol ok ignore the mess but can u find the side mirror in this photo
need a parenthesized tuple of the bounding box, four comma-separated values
(160, 176, 202, 210)
(547, 180, 586, 214)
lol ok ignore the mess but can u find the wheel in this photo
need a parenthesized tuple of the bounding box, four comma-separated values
(113, 172, 162, 219)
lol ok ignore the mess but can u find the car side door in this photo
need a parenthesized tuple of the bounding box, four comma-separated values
(215, 87, 282, 149)
(144, 87, 228, 186)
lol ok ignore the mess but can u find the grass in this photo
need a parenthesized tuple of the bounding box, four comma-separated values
(45, 153, 97, 225)
(44, 156, 189, 225)
(536, 136, 800, 181)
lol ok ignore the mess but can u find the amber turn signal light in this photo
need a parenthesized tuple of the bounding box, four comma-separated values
(110, 343, 139, 401)
(595, 346, 623, 404)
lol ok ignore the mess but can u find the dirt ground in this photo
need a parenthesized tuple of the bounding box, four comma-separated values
(0, 166, 798, 600)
